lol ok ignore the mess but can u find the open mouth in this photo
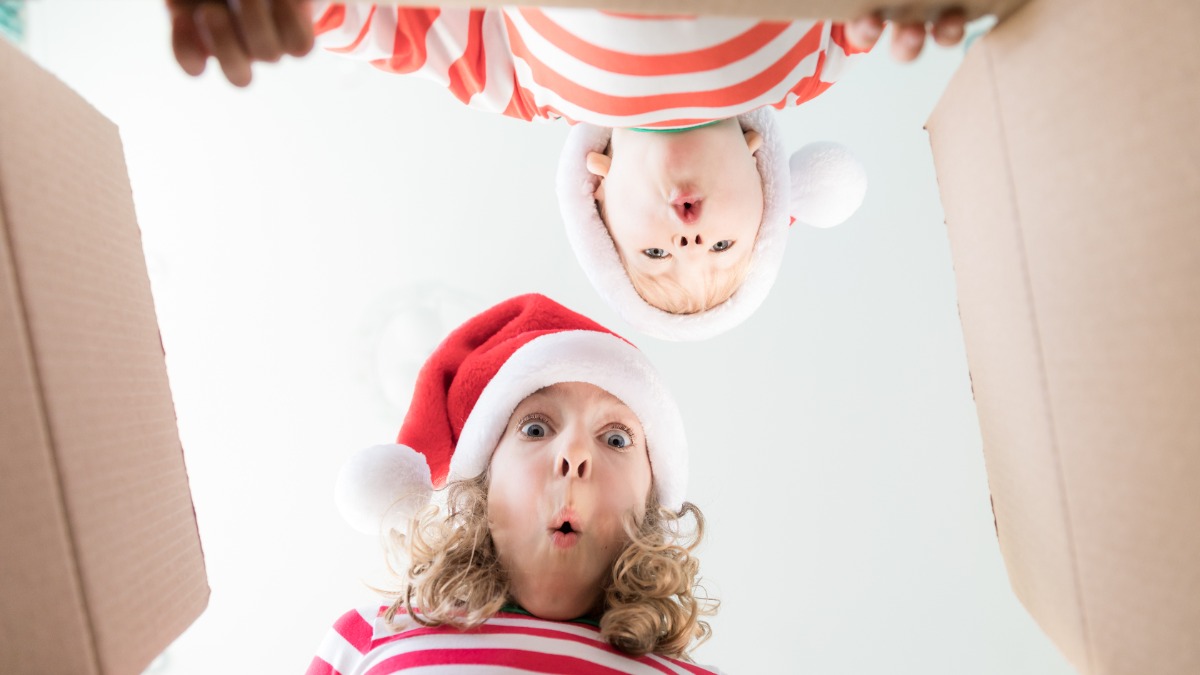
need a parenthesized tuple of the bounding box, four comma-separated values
(671, 197, 702, 223)
(549, 512, 581, 548)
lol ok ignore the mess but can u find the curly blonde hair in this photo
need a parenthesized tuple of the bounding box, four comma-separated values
(380, 474, 716, 660)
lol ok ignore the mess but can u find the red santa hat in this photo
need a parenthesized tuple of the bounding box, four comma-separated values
(557, 107, 868, 342)
(336, 293, 688, 534)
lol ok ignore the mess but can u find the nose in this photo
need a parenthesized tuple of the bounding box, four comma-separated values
(555, 433, 592, 480)
(672, 198, 702, 224)
(675, 233, 705, 249)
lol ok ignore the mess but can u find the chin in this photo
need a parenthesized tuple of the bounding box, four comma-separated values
(517, 591, 600, 621)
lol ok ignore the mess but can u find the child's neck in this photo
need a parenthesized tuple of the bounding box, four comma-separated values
(500, 602, 602, 627)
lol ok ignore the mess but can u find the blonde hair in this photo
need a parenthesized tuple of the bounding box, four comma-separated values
(381, 475, 716, 660)
(625, 258, 751, 315)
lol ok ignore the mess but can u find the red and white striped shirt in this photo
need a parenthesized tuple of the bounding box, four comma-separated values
(306, 605, 726, 674)
(312, 4, 869, 129)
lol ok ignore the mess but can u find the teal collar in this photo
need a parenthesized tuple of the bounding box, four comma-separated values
(500, 603, 601, 628)
(627, 119, 723, 133)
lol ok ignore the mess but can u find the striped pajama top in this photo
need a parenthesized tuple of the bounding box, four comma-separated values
(306, 605, 725, 674)
(312, 3, 869, 129)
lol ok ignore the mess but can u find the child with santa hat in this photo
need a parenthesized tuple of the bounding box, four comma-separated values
(307, 293, 723, 673)
(166, 1, 964, 340)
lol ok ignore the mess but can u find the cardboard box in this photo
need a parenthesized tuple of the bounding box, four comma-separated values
(926, 0, 1200, 672)
(384, 0, 1026, 22)
(0, 38, 209, 674)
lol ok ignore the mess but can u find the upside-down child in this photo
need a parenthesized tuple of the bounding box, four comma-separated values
(307, 293, 721, 672)
(167, 2, 966, 339)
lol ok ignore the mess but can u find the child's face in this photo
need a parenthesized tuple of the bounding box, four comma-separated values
(487, 381, 653, 620)
(587, 119, 764, 312)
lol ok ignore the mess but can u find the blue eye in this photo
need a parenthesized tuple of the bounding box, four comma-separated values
(603, 429, 632, 449)
(521, 422, 548, 438)
(711, 240, 734, 252)
(643, 248, 669, 259)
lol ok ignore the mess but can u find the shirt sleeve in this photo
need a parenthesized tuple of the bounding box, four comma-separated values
(825, 20, 873, 76)
(311, 3, 539, 120)
(770, 20, 872, 109)
(304, 606, 381, 675)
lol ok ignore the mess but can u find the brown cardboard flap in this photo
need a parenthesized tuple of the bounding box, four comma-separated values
(926, 35, 1091, 669)
(927, 0, 1200, 672)
(0, 167, 100, 675)
(384, 0, 1028, 22)
(0, 38, 209, 674)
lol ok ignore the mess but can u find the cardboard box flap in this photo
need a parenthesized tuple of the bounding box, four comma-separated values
(0, 37, 209, 674)
(926, 36, 1090, 668)
(388, 0, 1029, 22)
(0, 153, 99, 674)
(927, 0, 1200, 671)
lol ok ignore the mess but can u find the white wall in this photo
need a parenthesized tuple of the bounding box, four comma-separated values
(25, 2, 1075, 673)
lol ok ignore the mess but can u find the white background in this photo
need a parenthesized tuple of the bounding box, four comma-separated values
(24, 2, 1075, 673)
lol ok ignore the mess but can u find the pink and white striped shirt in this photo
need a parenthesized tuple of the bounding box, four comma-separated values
(306, 605, 726, 674)
(312, 4, 869, 129)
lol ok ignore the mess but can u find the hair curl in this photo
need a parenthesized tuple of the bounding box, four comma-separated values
(379, 475, 716, 660)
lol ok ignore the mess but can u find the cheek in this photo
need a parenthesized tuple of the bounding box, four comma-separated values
(729, 180, 764, 236)
(602, 171, 663, 241)
(598, 458, 652, 524)
(488, 468, 530, 526)
(486, 447, 535, 539)
(486, 481, 529, 571)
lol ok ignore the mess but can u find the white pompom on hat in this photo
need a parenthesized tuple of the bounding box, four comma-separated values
(556, 107, 868, 342)
(335, 293, 689, 535)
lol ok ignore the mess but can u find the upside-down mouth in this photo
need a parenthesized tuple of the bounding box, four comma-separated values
(671, 193, 703, 223)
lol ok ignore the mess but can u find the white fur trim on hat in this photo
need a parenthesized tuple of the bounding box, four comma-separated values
(449, 330, 688, 511)
(557, 108, 866, 342)
(336, 443, 433, 535)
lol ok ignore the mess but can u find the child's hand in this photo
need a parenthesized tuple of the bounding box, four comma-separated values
(845, 8, 967, 62)
(167, 0, 315, 87)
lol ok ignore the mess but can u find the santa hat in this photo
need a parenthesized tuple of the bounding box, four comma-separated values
(336, 293, 688, 535)
(557, 107, 868, 342)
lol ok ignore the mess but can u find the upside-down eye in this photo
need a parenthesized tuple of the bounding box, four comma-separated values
(603, 429, 632, 449)
(521, 421, 548, 438)
(642, 248, 669, 259)
(711, 240, 734, 252)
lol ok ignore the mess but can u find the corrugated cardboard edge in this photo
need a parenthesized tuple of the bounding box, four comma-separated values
(0, 37, 210, 674)
(925, 29, 1092, 670)
(382, 0, 1029, 22)
(0, 89, 102, 675)
(927, 0, 1200, 672)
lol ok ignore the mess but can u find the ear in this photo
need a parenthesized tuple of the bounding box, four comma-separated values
(744, 129, 763, 154)
(586, 151, 611, 177)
